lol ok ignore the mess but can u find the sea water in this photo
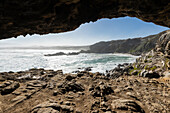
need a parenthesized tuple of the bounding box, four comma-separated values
(0, 49, 139, 73)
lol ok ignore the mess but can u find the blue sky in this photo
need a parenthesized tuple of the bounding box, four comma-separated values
(0, 16, 169, 46)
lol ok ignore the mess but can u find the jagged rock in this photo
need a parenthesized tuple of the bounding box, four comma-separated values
(4, 81, 13, 86)
(0, 83, 6, 89)
(0, 76, 5, 82)
(143, 71, 160, 78)
(1, 82, 20, 95)
(77, 73, 84, 77)
(58, 81, 85, 93)
(111, 98, 145, 112)
(91, 83, 114, 97)
(131, 70, 139, 75)
(0, 0, 170, 40)
(84, 67, 92, 71)
(65, 75, 76, 81)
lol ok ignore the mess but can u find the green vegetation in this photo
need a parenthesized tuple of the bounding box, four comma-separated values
(148, 55, 152, 58)
(144, 65, 149, 70)
(164, 58, 169, 70)
(144, 65, 157, 71)
(150, 66, 157, 71)
(129, 65, 141, 76)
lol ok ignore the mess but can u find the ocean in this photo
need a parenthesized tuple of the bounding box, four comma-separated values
(0, 49, 139, 73)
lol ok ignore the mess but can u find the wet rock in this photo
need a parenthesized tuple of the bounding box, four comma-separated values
(72, 70, 80, 73)
(77, 73, 84, 77)
(84, 67, 92, 71)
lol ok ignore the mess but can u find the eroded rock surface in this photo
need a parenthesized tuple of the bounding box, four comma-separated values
(0, 0, 170, 40)
(0, 69, 169, 113)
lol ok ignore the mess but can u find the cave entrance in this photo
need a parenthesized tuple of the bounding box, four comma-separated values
(0, 16, 169, 73)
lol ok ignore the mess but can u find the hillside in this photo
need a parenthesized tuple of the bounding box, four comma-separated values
(85, 31, 168, 55)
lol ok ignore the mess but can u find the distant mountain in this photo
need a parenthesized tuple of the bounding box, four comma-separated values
(83, 30, 168, 55)
(0, 46, 90, 51)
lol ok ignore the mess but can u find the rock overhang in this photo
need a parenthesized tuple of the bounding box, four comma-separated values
(0, 0, 170, 40)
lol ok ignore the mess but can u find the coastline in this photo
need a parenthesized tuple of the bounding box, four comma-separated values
(0, 67, 169, 113)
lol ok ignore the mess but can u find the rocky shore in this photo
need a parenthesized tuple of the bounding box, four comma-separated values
(45, 52, 80, 56)
(0, 31, 169, 113)
(0, 68, 169, 113)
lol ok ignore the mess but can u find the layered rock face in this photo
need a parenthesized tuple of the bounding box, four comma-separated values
(0, 0, 170, 40)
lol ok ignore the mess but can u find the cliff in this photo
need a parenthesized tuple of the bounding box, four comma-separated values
(85, 31, 168, 55)
(106, 30, 170, 79)
(130, 30, 170, 78)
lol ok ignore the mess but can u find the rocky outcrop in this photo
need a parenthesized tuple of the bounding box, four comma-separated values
(0, 0, 170, 40)
(44, 52, 80, 56)
(129, 30, 170, 78)
(0, 69, 169, 113)
(84, 30, 169, 55)
(104, 30, 170, 79)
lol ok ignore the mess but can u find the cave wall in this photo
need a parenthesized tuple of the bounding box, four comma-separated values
(0, 0, 169, 40)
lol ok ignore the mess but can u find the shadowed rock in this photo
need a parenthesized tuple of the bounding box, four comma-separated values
(0, 0, 169, 40)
